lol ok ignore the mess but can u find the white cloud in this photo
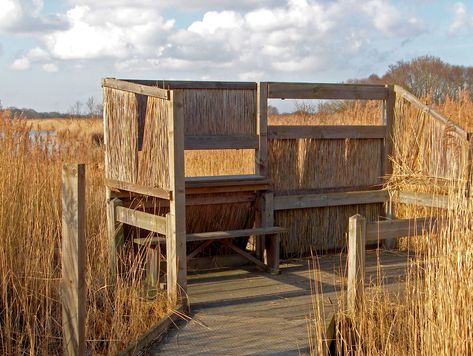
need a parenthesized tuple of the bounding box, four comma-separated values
(449, 2, 473, 34)
(42, 63, 58, 72)
(9, 0, 426, 79)
(11, 57, 30, 70)
(0, 0, 66, 34)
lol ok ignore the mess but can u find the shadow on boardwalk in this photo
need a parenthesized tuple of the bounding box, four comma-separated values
(150, 250, 411, 355)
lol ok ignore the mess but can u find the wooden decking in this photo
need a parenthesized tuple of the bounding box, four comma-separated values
(150, 250, 412, 355)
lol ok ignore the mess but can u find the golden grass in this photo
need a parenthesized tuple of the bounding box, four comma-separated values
(308, 91, 473, 354)
(0, 113, 168, 355)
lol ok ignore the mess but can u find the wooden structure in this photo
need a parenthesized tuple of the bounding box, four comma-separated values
(101, 79, 468, 304)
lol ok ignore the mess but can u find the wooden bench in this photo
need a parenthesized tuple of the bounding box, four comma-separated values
(134, 226, 286, 276)
(185, 174, 271, 194)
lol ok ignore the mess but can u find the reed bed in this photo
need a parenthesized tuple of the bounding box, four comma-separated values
(0, 113, 167, 355)
(308, 90, 473, 354)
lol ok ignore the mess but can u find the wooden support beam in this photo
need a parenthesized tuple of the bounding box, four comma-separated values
(366, 217, 437, 243)
(184, 135, 259, 150)
(167, 89, 187, 305)
(121, 79, 257, 90)
(185, 174, 269, 187)
(61, 164, 86, 356)
(115, 206, 167, 234)
(273, 190, 388, 210)
(186, 227, 287, 242)
(398, 191, 449, 209)
(347, 214, 366, 315)
(106, 198, 123, 277)
(220, 240, 270, 272)
(105, 178, 171, 200)
(394, 85, 468, 139)
(257, 82, 269, 176)
(382, 85, 395, 181)
(268, 82, 388, 100)
(102, 78, 169, 100)
(268, 125, 386, 140)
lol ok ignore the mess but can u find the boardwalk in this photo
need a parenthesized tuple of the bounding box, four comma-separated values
(151, 250, 411, 355)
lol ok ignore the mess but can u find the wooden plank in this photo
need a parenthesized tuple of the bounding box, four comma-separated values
(106, 198, 123, 277)
(117, 305, 185, 356)
(263, 192, 279, 274)
(256, 82, 268, 176)
(366, 217, 437, 243)
(381, 85, 395, 182)
(105, 178, 171, 200)
(398, 191, 449, 209)
(184, 135, 259, 150)
(267, 82, 388, 100)
(185, 183, 271, 195)
(268, 125, 386, 140)
(128, 192, 256, 209)
(167, 89, 187, 305)
(61, 164, 86, 356)
(116, 206, 167, 234)
(187, 227, 286, 242)
(394, 85, 468, 139)
(122, 79, 257, 90)
(347, 214, 366, 315)
(185, 174, 268, 187)
(102, 78, 169, 100)
(273, 190, 388, 210)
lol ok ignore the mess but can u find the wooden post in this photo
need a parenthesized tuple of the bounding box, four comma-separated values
(61, 164, 86, 356)
(347, 214, 366, 315)
(256, 82, 268, 176)
(167, 89, 187, 306)
(106, 198, 123, 278)
(263, 192, 279, 274)
(465, 133, 473, 200)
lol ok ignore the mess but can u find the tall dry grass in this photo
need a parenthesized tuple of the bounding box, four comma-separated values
(308, 91, 473, 354)
(0, 113, 167, 355)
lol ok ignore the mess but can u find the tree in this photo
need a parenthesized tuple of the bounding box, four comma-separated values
(268, 105, 279, 115)
(86, 96, 96, 117)
(69, 101, 83, 117)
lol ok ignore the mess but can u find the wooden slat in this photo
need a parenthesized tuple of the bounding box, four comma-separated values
(273, 190, 389, 210)
(366, 217, 437, 243)
(268, 125, 386, 140)
(394, 85, 468, 139)
(187, 227, 287, 242)
(220, 240, 270, 272)
(184, 135, 259, 150)
(267, 82, 388, 100)
(128, 192, 256, 209)
(102, 78, 169, 100)
(116, 206, 167, 234)
(185, 184, 271, 195)
(122, 79, 257, 90)
(185, 174, 269, 187)
(105, 178, 171, 200)
(398, 191, 449, 209)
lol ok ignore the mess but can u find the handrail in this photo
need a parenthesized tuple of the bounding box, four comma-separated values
(393, 85, 468, 139)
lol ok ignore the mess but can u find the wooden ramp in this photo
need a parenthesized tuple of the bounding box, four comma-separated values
(150, 250, 411, 355)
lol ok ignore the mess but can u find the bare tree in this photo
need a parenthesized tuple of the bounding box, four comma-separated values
(86, 96, 96, 117)
(69, 101, 83, 117)
(268, 105, 279, 116)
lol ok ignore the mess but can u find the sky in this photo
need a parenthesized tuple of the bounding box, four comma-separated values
(0, 0, 472, 113)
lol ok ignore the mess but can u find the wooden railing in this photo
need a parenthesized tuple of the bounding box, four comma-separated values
(346, 212, 438, 314)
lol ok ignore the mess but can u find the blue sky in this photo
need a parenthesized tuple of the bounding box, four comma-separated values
(0, 0, 472, 112)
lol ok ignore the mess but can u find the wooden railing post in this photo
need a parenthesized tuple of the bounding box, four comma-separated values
(347, 214, 366, 315)
(106, 198, 123, 278)
(61, 163, 86, 356)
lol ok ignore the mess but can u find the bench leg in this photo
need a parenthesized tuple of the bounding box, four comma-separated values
(266, 234, 280, 275)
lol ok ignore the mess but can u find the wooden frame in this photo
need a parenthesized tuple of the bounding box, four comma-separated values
(102, 78, 169, 100)
(267, 82, 388, 100)
(268, 125, 386, 140)
(273, 190, 388, 210)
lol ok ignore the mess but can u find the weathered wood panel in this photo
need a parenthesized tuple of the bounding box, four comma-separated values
(268, 125, 386, 140)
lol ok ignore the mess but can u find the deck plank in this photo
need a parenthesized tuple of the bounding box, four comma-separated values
(150, 250, 411, 355)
